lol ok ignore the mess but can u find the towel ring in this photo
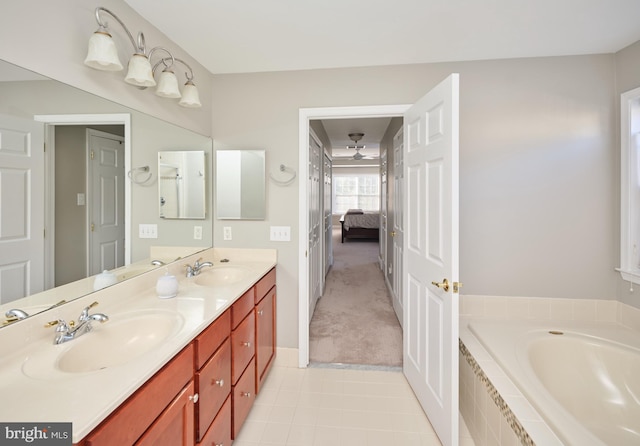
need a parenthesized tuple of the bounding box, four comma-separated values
(128, 165, 153, 185)
(269, 164, 296, 186)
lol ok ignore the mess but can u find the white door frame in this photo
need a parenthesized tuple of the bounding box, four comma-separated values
(298, 105, 409, 367)
(34, 114, 131, 289)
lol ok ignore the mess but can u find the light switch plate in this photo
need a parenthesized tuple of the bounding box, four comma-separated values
(76, 193, 85, 206)
(223, 226, 232, 241)
(270, 226, 291, 241)
(193, 226, 203, 240)
(139, 224, 158, 239)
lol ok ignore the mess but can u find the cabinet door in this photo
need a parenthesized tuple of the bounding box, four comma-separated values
(232, 358, 256, 439)
(136, 381, 196, 446)
(85, 345, 194, 446)
(231, 311, 255, 384)
(196, 338, 231, 441)
(256, 287, 276, 393)
(197, 396, 231, 446)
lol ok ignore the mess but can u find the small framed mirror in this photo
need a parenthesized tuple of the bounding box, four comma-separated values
(158, 150, 206, 219)
(216, 150, 266, 220)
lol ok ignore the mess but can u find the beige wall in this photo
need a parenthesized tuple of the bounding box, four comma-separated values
(212, 54, 619, 347)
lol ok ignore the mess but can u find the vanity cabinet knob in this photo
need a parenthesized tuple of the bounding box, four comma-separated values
(241, 391, 251, 398)
(212, 378, 224, 387)
(242, 341, 251, 347)
(189, 393, 199, 403)
(258, 310, 264, 316)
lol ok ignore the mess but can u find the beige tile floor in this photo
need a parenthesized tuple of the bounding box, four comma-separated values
(234, 354, 475, 446)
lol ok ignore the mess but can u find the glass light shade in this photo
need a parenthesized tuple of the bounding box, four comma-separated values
(124, 54, 156, 87)
(84, 31, 123, 71)
(179, 81, 201, 108)
(155, 70, 181, 98)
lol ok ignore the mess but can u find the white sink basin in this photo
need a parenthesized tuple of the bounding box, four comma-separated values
(22, 310, 183, 377)
(194, 265, 251, 286)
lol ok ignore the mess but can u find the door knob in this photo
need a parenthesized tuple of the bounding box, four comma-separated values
(431, 278, 449, 292)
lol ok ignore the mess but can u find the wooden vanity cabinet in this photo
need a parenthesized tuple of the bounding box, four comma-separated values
(81, 344, 195, 446)
(194, 310, 231, 444)
(76, 268, 277, 446)
(254, 269, 276, 393)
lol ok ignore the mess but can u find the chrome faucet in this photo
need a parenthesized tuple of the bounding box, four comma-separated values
(46, 301, 109, 344)
(185, 258, 214, 277)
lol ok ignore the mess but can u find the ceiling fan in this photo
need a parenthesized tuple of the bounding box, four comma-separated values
(346, 132, 373, 160)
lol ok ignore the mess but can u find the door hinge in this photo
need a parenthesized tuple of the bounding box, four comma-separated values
(90, 150, 95, 160)
(90, 223, 95, 232)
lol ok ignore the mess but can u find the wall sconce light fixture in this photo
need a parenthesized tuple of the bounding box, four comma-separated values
(84, 7, 201, 108)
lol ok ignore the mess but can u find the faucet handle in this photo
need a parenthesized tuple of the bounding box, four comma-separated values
(45, 319, 72, 331)
(193, 257, 203, 267)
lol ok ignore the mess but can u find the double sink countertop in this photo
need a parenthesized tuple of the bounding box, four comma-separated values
(0, 247, 276, 443)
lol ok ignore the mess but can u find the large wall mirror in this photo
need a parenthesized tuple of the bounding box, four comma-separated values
(216, 150, 266, 220)
(159, 150, 207, 219)
(0, 59, 213, 327)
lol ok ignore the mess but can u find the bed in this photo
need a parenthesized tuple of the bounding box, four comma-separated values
(340, 209, 380, 243)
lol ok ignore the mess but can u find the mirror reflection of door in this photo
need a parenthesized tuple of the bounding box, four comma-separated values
(54, 125, 124, 286)
(87, 129, 125, 276)
(0, 114, 45, 304)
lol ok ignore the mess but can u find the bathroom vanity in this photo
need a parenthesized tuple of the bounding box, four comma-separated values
(0, 248, 276, 446)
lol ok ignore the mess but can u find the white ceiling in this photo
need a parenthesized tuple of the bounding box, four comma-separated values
(123, 0, 640, 159)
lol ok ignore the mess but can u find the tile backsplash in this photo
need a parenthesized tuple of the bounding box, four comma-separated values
(460, 295, 640, 331)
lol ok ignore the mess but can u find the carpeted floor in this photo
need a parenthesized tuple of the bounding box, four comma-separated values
(309, 226, 403, 367)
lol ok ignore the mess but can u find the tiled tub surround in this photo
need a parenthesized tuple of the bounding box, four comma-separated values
(0, 247, 276, 443)
(459, 295, 640, 446)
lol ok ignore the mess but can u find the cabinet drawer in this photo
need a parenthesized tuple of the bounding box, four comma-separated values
(231, 288, 255, 329)
(232, 357, 256, 439)
(85, 344, 194, 446)
(198, 396, 231, 446)
(196, 338, 231, 441)
(135, 381, 195, 446)
(254, 268, 276, 304)
(195, 309, 230, 369)
(231, 311, 255, 384)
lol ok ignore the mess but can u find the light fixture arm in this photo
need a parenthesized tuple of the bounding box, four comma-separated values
(152, 57, 196, 81)
(94, 7, 145, 54)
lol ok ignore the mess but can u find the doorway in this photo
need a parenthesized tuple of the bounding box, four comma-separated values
(53, 126, 125, 286)
(298, 105, 409, 368)
(308, 116, 403, 367)
(35, 114, 131, 290)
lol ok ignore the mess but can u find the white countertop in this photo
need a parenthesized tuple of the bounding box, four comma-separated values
(0, 248, 276, 443)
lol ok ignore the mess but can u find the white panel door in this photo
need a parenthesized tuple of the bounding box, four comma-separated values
(380, 152, 388, 271)
(308, 129, 322, 319)
(88, 130, 125, 276)
(392, 127, 404, 325)
(0, 114, 44, 304)
(403, 74, 460, 446)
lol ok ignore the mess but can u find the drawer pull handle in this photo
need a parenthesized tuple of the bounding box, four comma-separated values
(242, 341, 251, 347)
(189, 393, 199, 403)
(241, 391, 251, 398)
(212, 378, 224, 387)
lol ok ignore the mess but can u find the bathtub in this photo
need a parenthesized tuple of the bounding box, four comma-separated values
(468, 320, 640, 446)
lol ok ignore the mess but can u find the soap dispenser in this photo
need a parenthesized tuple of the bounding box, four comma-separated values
(156, 272, 179, 298)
